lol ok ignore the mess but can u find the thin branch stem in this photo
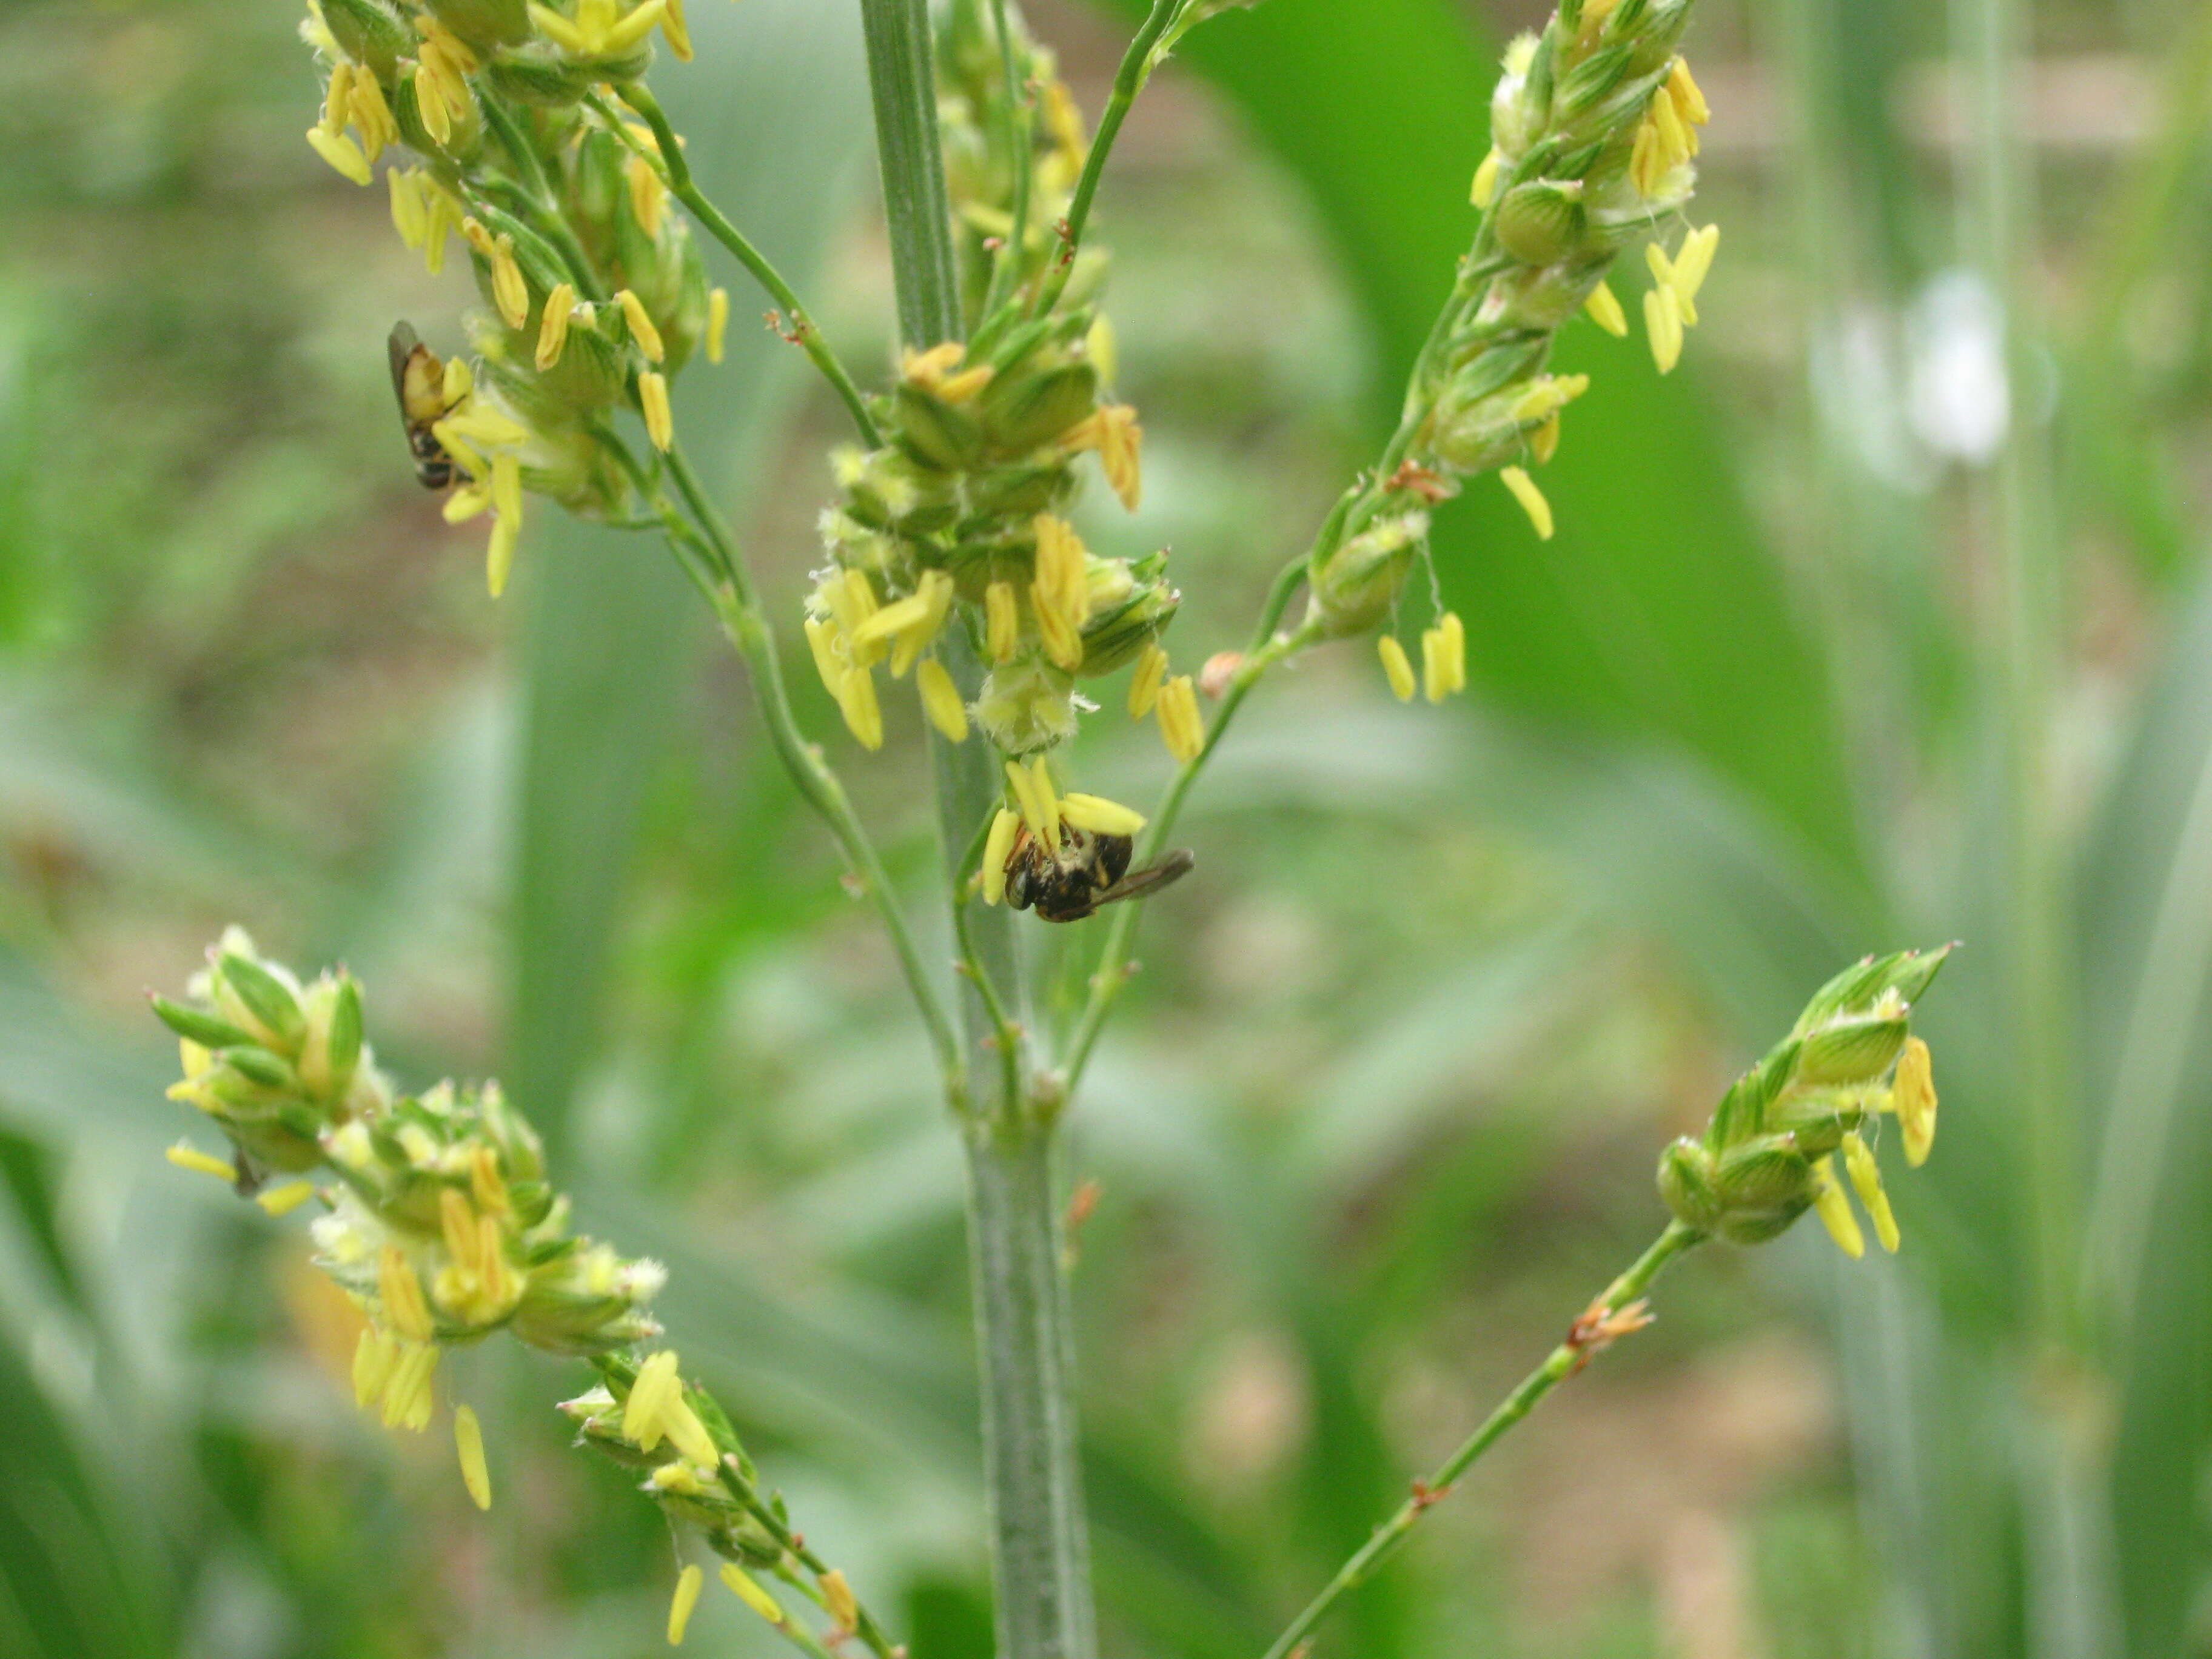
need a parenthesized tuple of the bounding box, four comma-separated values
(982, 0, 1036, 316)
(719, 1456, 902, 1659)
(651, 442, 965, 1094)
(602, 86, 884, 447)
(1259, 1222, 1705, 1659)
(1031, 0, 1178, 317)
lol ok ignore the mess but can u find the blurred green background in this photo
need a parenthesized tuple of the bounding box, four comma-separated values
(4, 0, 2210, 1654)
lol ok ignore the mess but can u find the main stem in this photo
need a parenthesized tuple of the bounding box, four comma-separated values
(856, 4, 1099, 1655)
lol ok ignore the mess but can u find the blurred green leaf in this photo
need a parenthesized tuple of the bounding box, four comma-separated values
(2080, 569, 2212, 1658)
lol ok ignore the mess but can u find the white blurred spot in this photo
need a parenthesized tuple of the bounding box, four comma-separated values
(1906, 269, 2011, 463)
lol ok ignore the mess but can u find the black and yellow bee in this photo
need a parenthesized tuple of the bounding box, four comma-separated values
(1004, 824, 1195, 923)
(387, 322, 461, 490)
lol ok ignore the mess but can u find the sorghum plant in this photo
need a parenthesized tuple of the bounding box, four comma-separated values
(154, 0, 1960, 1654)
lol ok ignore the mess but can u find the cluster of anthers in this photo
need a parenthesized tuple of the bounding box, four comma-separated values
(1304, 0, 1723, 709)
(301, 0, 725, 597)
(1657, 947, 1948, 1258)
(796, 1, 1210, 922)
(156, 933, 893, 1651)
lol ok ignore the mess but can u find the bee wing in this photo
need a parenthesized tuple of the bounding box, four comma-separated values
(1095, 848, 1195, 909)
(388, 322, 423, 414)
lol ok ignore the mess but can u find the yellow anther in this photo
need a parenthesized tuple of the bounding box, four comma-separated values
(255, 1181, 317, 1218)
(706, 287, 729, 364)
(349, 71, 398, 159)
(1378, 635, 1416, 702)
(1584, 279, 1629, 337)
(1128, 640, 1168, 719)
(720, 1564, 786, 1627)
(617, 289, 665, 363)
(1668, 56, 1711, 127)
(1158, 674, 1204, 763)
(1421, 611, 1467, 702)
(624, 1350, 682, 1450)
(1531, 413, 1561, 465)
(166, 1141, 236, 1181)
(536, 282, 575, 370)
(918, 659, 969, 742)
(1672, 223, 1720, 307)
(1470, 149, 1502, 209)
(382, 1340, 439, 1431)
(352, 1325, 396, 1410)
(1058, 793, 1147, 837)
(668, 1564, 704, 1646)
(1894, 1036, 1937, 1166)
(1500, 466, 1554, 540)
(626, 153, 668, 238)
(1643, 283, 1685, 375)
(486, 507, 520, 598)
(836, 666, 884, 750)
(639, 370, 674, 451)
(1070, 404, 1143, 512)
(981, 808, 1020, 905)
(454, 1404, 492, 1509)
(306, 125, 373, 186)
(378, 1245, 435, 1342)
(985, 581, 1019, 662)
(1842, 1133, 1900, 1253)
(1810, 1156, 1866, 1260)
(822, 1571, 859, 1634)
(660, 0, 692, 60)
(803, 615, 843, 696)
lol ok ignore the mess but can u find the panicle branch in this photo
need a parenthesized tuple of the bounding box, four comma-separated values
(156, 931, 900, 1658)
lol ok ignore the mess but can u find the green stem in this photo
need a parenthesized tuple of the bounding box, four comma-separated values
(858, 0, 965, 347)
(717, 1457, 902, 1659)
(1259, 1222, 1704, 1659)
(1031, 0, 1178, 317)
(982, 0, 1036, 316)
(656, 444, 965, 1094)
(857, 4, 1099, 1654)
(605, 86, 883, 447)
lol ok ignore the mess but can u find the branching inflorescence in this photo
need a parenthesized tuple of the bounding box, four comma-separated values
(149, 0, 1967, 1653)
(158, 931, 900, 1656)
